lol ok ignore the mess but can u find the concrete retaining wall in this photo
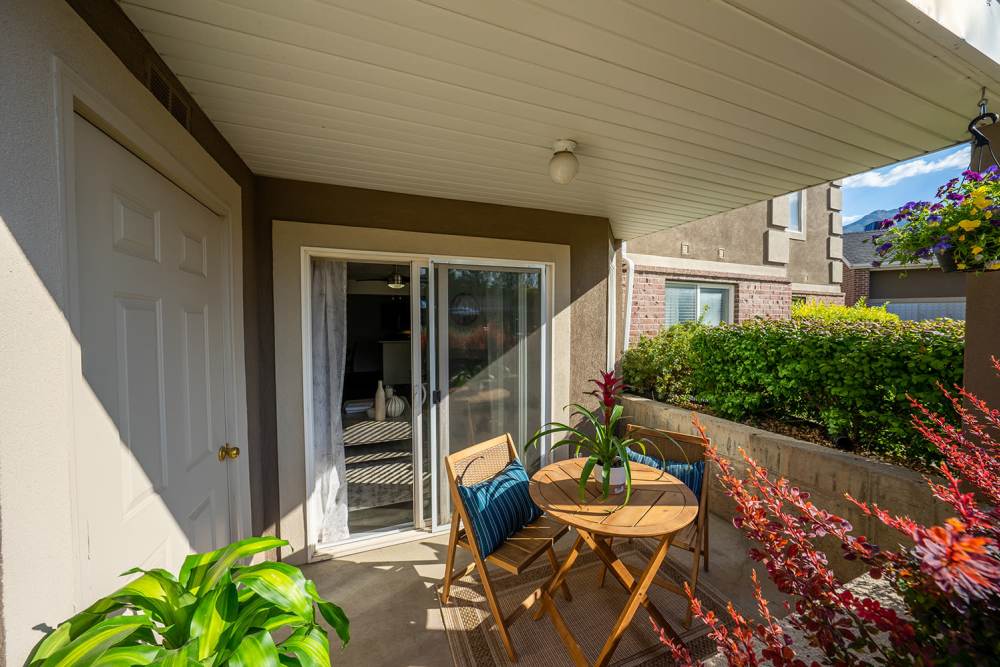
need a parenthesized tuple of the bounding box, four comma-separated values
(621, 395, 948, 579)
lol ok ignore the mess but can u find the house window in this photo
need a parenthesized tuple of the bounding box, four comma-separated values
(665, 282, 732, 326)
(788, 190, 806, 238)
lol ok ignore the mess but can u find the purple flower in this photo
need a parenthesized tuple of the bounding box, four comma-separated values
(928, 214, 942, 222)
(930, 203, 944, 211)
(876, 242, 893, 254)
(916, 247, 933, 258)
(879, 219, 895, 229)
(963, 169, 983, 182)
(947, 192, 966, 202)
(933, 239, 953, 251)
(871, 260, 883, 267)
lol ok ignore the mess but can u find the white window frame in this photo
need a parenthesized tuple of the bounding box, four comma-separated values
(664, 280, 735, 326)
(788, 190, 807, 240)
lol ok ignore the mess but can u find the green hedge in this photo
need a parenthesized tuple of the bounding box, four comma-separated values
(623, 318, 965, 462)
(621, 321, 703, 402)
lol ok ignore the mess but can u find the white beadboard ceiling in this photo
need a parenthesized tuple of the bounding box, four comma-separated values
(121, 0, 1000, 240)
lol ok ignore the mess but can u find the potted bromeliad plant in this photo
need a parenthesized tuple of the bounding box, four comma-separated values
(527, 371, 655, 505)
(27, 536, 349, 666)
(871, 165, 1000, 272)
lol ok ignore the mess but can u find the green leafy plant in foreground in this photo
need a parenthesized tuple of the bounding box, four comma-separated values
(27, 536, 349, 667)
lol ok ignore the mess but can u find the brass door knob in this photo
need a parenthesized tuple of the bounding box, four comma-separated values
(218, 444, 240, 461)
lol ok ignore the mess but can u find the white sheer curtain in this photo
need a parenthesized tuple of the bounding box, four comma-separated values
(311, 259, 349, 545)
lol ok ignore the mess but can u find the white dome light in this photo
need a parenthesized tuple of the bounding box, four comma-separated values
(549, 139, 578, 184)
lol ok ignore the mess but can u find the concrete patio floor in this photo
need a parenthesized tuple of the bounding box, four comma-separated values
(304, 514, 790, 666)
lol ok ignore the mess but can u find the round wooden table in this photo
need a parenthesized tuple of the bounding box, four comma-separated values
(529, 458, 699, 667)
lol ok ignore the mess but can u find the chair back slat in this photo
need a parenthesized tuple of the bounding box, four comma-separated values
(625, 424, 707, 465)
(445, 433, 517, 487)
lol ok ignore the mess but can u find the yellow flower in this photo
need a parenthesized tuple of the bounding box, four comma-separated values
(988, 210, 994, 219)
(958, 263, 968, 270)
(972, 246, 984, 255)
(948, 225, 960, 232)
(928, 221, 939, 227)
(960, 235, 966, 241)
(958, 219, 982, 231)
(972, 187, 990, 210)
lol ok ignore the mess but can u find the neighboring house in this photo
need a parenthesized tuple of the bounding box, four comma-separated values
(842, 232, 967, 320)
(620, 183, 845, 344)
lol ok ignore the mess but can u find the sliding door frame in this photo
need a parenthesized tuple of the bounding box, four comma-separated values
(299, 246, 554, 555)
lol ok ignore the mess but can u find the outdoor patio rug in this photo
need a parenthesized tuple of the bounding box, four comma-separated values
(439, 539, 730, 666)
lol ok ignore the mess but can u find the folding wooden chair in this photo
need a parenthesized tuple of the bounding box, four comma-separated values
(598, 424, 711, 626)
(440, 434, 571, 663)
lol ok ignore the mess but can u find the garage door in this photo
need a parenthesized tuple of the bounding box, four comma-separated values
(72, 115, 233, 603)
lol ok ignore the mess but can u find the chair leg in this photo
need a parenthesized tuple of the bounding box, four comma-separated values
(546, 546, 572, 602)
(597, 537, 613, 588)
(479, 562, 518, 662)
(685, 526, 704, 628)
(702, 520, 710, 573)
(441, 511, 461, 604)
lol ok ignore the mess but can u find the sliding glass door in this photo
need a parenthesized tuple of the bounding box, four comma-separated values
(431, 263, 547, 525)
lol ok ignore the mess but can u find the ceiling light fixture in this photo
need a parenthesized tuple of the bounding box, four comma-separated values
(387, 266, 406, 289)
(549, 139, 578, 184)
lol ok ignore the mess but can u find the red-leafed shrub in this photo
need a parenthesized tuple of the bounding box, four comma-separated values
(657, 359, 1000, 665)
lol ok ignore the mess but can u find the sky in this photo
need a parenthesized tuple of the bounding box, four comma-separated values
(840, 143, 971, 225)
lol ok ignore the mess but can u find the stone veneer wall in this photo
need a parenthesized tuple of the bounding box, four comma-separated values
(621, 395, 947, 579)
(842, 266, 871, 306)
(628, 263, 791, 343)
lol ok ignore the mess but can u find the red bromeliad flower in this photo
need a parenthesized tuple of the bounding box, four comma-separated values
(590, 370, 624, 426)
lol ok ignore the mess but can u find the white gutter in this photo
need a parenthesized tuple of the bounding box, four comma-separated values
(622, 241, 635, 351)
(606, 240, 617, 370)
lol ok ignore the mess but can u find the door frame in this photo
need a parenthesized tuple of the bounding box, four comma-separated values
(299, 248, 553, 556)
(428, 258, 551, 530)
(53, 59, 251, 605)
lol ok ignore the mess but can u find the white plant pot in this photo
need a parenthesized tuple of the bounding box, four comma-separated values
(592, 462, 627, 496)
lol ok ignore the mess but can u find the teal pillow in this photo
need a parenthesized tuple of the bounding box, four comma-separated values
(625, 448, 705, 498)
(456, 460, 542, 558)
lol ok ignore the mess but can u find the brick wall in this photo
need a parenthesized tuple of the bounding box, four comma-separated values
(842, 266, 870, 305)
(793, 291, 846, 306)
(627, 264, 793, 344)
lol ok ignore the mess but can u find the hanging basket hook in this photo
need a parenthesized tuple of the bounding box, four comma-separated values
(968, 111, 998, 148)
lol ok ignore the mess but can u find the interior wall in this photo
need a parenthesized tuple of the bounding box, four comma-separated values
(253, 177, 612, 530)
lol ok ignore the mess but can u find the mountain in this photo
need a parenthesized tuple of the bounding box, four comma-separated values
(843, 208, 899, 234)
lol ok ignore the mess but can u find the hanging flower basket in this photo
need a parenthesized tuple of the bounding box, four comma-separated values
(871, 166, 1000, 273)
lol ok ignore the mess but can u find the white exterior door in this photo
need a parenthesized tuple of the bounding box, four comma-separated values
(72, 115, 232, 602)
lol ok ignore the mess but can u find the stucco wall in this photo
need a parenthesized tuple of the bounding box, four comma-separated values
(252, 178, 612, 534)
(628, 200, 768, 264)
(621, 396, 949, 580)
(786, 183, 841, 286)
(0, 1, 245, 661)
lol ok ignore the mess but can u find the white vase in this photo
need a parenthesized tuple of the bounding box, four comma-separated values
(374, 381, 386, 421)
(385, 386, 406, 419)
(592, 461, 627, 496)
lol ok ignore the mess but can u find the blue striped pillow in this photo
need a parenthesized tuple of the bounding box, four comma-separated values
(625, 448, 705, 498)
(456, 460, 542, 558)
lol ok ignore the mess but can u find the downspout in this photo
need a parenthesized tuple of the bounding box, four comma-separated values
(622, 241, 635, 351)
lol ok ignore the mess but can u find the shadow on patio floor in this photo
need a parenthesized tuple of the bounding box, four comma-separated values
(303, 514, 789, 666)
